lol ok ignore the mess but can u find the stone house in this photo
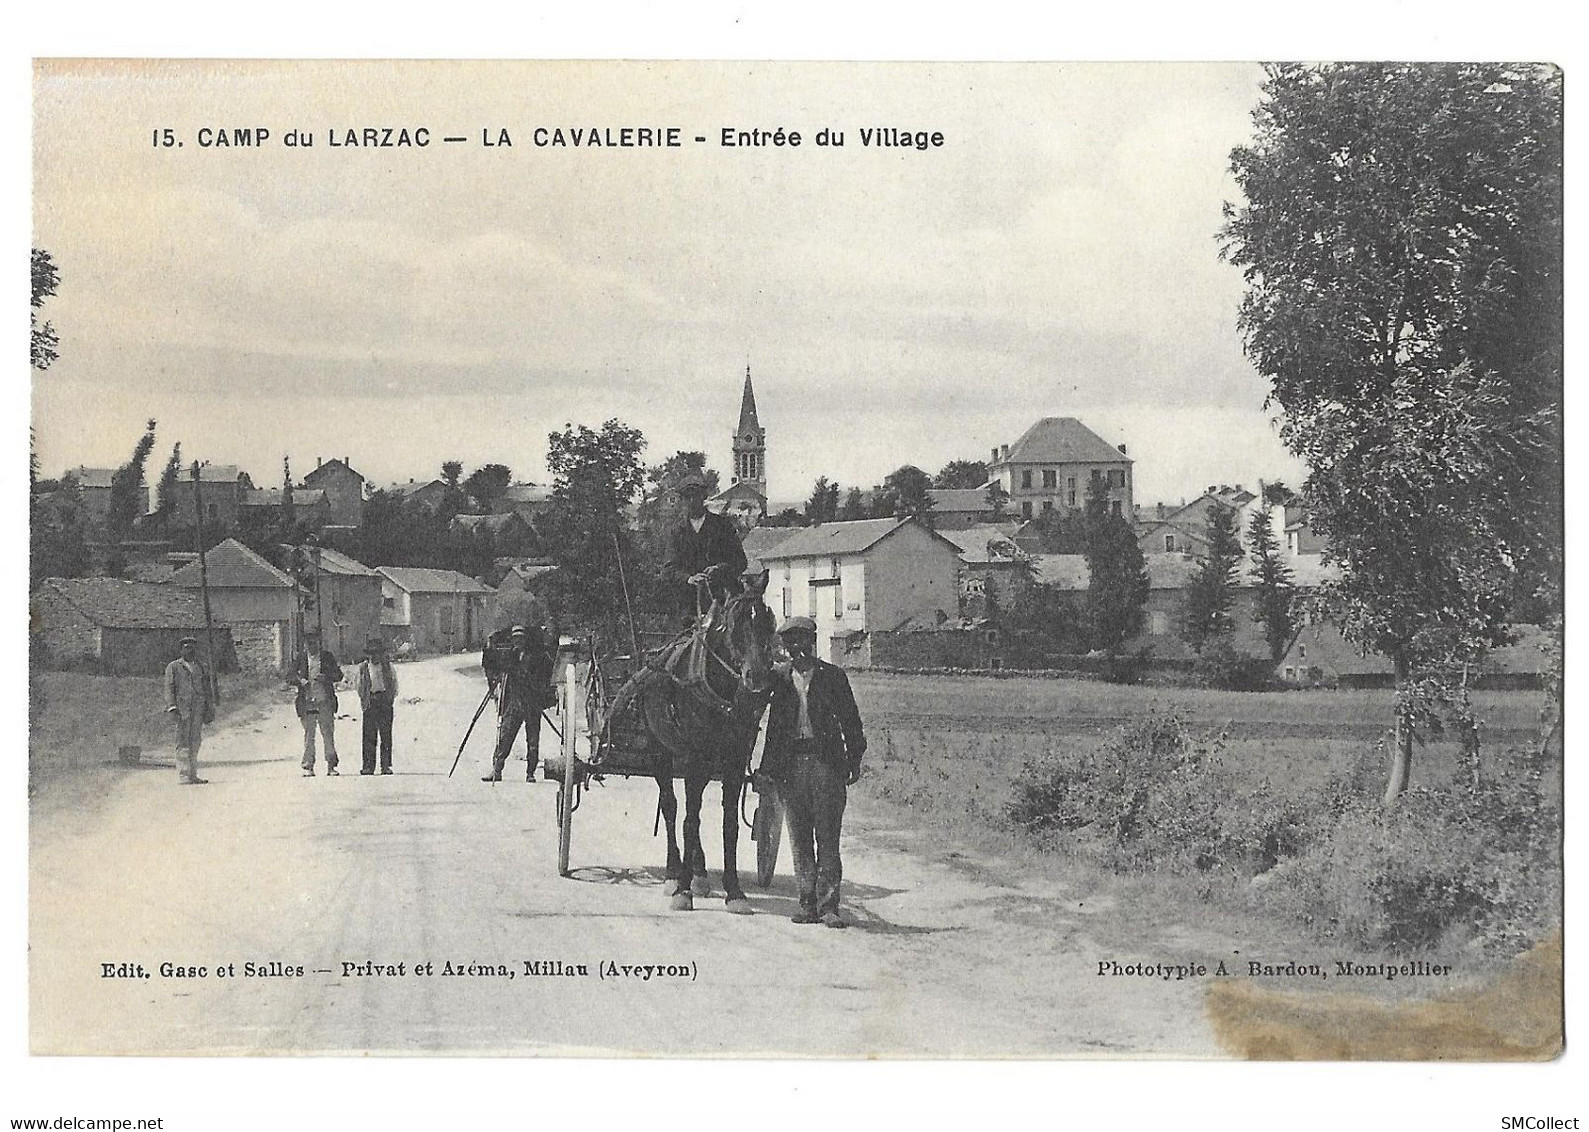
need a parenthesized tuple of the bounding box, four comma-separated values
(293, 545, 384, 661)
(987, 417, 1134, 523)
(377, 566, 496, 653)
(31, 577, 236, 675)
(68, 466, 149, 531)
(756, 517, 963, 664)
(165, 537, 297, 671)
(302, 456, 367, 527)
(167, 464, 254, 532)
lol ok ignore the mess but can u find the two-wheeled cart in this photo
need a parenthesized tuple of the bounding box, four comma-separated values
(542, 635, 783, 883)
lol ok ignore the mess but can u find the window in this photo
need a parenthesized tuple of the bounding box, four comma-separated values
(1149, 611, 1169, 635)
(1285, 666, 1296, 680)
(1164, 534, 1177, 552)
(1298, 644, 1307, 659)
(1110, 500, 1122, 517)
(990, 657, 1004, 670)
(382, 595, 395, 609)
(834, 576, 843, 618)
(1042, 469, 1057, 489)
(1091, 469, 1103, 486)
(1108, 469, 1126, 489)
(1042, 500, 1053, 512)
(782, 586, 791, 618)
(1021, 470, 1033, 490)
(1021, 501, 1033, 519)
(1067, 477, 1076, 507)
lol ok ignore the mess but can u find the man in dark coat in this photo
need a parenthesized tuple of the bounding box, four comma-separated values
(661, 471, 747, 625)
(482, 624, 556, 782)
(357, 635, 399, 775)
(293, 628, 344, 777)
(759, 617, 867, 928)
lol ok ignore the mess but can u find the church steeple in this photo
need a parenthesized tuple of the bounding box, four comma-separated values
(730, 365, 767, 505)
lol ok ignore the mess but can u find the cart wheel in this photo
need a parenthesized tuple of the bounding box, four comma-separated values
(556, 658, 581, 877)
(753, 786, 783, 888)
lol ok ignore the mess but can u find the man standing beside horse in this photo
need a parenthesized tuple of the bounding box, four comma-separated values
(760, 617, 867, 928)
(661, 471, 747, 625)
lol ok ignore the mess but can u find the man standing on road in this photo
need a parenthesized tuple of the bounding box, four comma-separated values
(357, 635, 398, 775)
(482, 624, 556, 782)
(661, 471, 747, 627)
(164, 635, 214, 786)
(759, 617, 867, 928)
(294, 627, 343, 777)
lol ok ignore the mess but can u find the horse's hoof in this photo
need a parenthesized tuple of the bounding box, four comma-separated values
(669, 891, 695, 912)
(725, 898, 754, 916)
(690, 877, 713, 898)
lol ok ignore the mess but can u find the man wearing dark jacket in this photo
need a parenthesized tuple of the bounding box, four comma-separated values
(661, 471, 747, 625)
(482, 624, 556, 782)
(759, 616, 867, 928)
(294, 628, 344, 777)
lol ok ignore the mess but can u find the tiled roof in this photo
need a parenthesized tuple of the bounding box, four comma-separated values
(1283, 623, 1396, 676)
(499, 483, 552, 505)
(754, 518, 956, 561)
(297, 546, 380, 577)
(938, 523, 1024, 564)
(38, 577, 212, 630)
(742, 526, 802, 568)
(927, 487, 995, 513)
(243, 488, 326, 507)
(71, 466, 116, 489)
(378, 566, 495, 594)
(166, 538, 293, 588)
(389, 479, 446, 497)
(303, 458, 363, 484)
(187, 463, 242, 483)
(999, 418, 1129, 465)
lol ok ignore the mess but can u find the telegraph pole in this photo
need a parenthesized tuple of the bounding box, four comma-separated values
(191, 462, 220, 702)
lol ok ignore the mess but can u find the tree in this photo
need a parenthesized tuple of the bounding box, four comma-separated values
(985, 481, 1011, 520)
(32, 249, 59, 371)
(30, 475, 91, 583)
(440, 460, 466, 515)
(106, 419, 157, 538)
(156, 443, 183, 517)
(540, 420, 648, 635)
(1080, 480, 1148, 652)
(875, 465, 935, 522)
(462, 463, 513, 513)
(280, 455, 297, 537)
(838, 487, 869, 522)
(1180, 504, 1243, 653)
(1261, 481, 1294, 507)
(933, 459, 989, 489)
(804, 476, 840, 523)
(1222, 63, 1562, 801)
(1248, 508, 1297, 662)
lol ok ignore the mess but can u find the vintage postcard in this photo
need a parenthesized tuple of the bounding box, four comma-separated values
(27, 59, 1563, 1067)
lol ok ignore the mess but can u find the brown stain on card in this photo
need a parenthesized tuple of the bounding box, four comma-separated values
(1206, 934, 1562, 1060)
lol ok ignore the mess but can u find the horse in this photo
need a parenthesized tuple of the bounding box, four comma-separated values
(610, 569, 777, 913)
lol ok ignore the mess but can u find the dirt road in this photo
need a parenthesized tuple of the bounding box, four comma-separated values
(31, 655, 1225, 1057)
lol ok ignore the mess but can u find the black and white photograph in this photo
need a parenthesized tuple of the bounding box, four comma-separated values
(16, 42, 1570, 1128)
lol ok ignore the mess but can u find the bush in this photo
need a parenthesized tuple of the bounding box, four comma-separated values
(1192, 639, 1274, 691)
(1252, 745, 1560, 955)
(1008, 713, 1307, 881)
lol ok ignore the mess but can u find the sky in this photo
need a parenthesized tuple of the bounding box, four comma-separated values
(32, 60, 1309, 508)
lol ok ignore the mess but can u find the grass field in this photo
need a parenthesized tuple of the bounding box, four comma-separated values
(850, 669, 1553, 823)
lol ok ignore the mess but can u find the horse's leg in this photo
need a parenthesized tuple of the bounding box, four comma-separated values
(722, 767, 752, 914)
(657, 775, 687, 906)
(684, 775, 712, 898)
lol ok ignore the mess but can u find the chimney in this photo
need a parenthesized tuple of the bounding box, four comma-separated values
(316, 456, 322, 468)
(1117, 443, 1127, 454)
(344, 455, 349, 467)
(1157, 503, 1166, 520)
(991, 447, 999, 464)
(1001, 444, 1010, 459)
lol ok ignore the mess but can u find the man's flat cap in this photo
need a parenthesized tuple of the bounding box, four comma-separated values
(778, 616, 818, 636)
(178, 635, 198, 645)
(675, 472, 708, 491)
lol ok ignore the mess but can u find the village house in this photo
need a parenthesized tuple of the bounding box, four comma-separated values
(1134, 485, 1261, 558)
(386, 478, 452, 512)
(32, 577, 236, 676)
(492, 557, 556, 595)
(240, 487, 332, 531)
(167, 464, 254, 532)
(292, 545, 384, 661)
(490, 483, 555, 524)
(302, 456, 367, 528)
(926, 487, 1002, 529)
(67, 466, 148, 530)
(756, 517, 962, 664)
(1275, 623, 1550, 690)
(377, 566, 496, 653)
(165, 537, 296, 671)
(987, 417, 1134, 523)
(937, 523, 1029, 618)
(451, 511, 540, 555)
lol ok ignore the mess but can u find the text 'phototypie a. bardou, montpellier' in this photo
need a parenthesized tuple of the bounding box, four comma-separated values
(154, 126, 946, 150)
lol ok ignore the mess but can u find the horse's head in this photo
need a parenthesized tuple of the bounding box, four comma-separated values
(718, 570, 777, 695)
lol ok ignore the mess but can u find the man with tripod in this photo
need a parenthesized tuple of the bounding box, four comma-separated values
(481, 623, 556, 782)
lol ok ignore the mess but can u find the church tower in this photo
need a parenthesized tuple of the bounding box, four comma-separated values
(730, 366, 767, 502)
